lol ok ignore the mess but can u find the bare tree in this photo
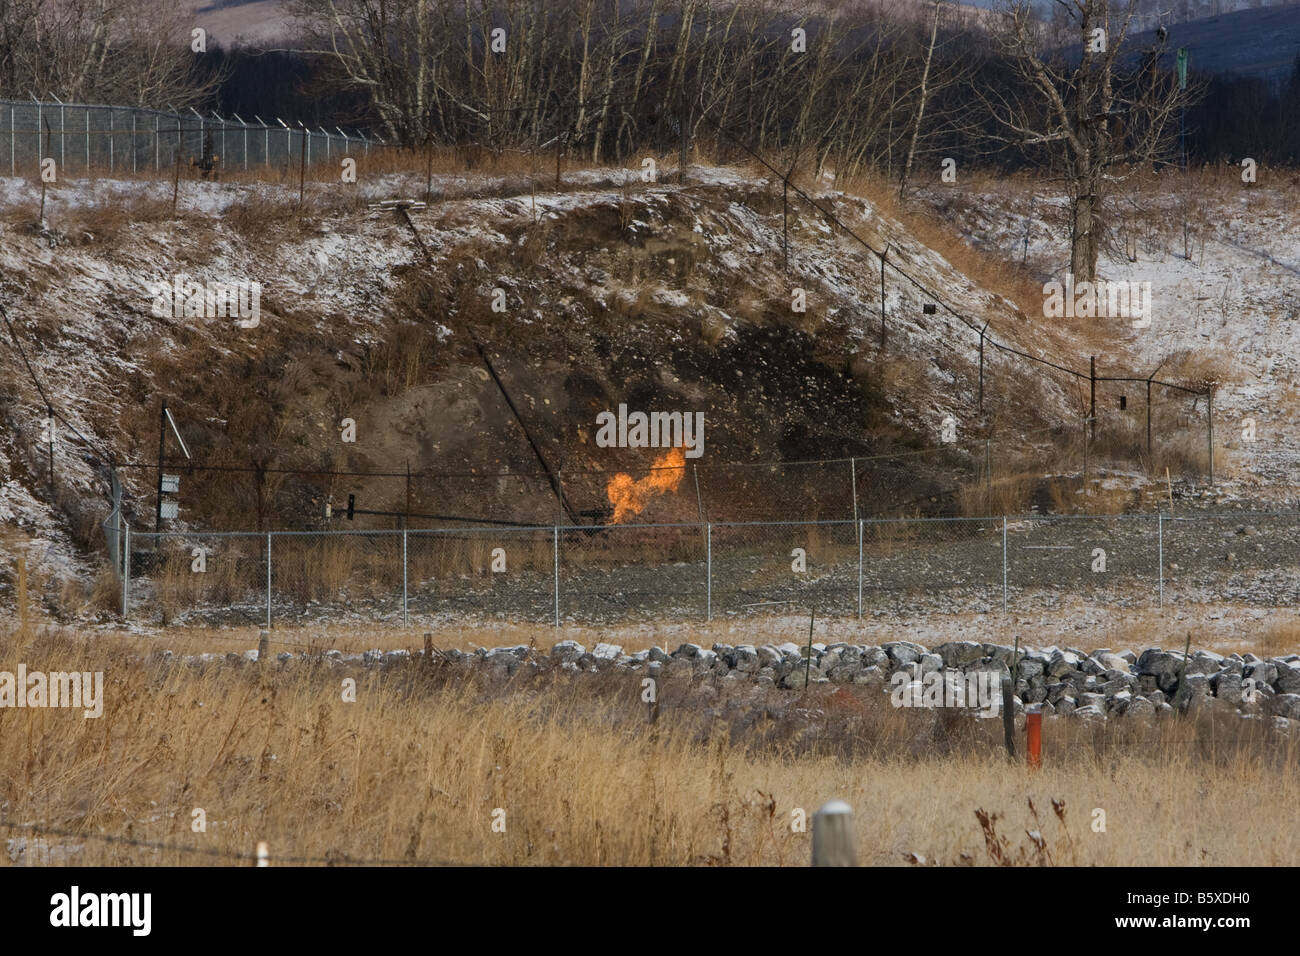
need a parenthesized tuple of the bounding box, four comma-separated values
(0, 0, 221, 108)
(981, 0, 1195, 281)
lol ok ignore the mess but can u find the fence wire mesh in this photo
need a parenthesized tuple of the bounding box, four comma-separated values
(110, 511, 1300, 628)
(2, 99, 387, 178)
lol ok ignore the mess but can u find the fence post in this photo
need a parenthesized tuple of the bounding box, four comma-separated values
(857, 518, 863, 620)
(705, 522, 712, 622)
(402, 526, 409, 626)
(1158, 512, 1164, 609)
(265, 531, 272, 629)
(1001, 515, 1008, 612)
(122, 521, 130, 620)
(553, 525, 560, 627)
(849, 457, 858, 522)
(257, 629, 269, 663)
(1001, 675, 1016, 758)
(1026, 704, 1042, 768)
(811, 800, 855, 867)
(9, 103, 14, 177)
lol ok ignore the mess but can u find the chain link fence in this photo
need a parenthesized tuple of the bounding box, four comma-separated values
(1, 98, 388, 177)
(103, 510, 1300, 628)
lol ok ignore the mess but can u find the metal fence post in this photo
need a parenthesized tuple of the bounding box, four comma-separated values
(553, 525, 560, 626)
(1158, 512, 1164, 608)
(122, 521, 130, 619)
(402, 526, 409, 626)
(1002, 515, 1008, 612)
(265, 531, 272, 629)
(706, 522, 712, 621)
(857, 518, 863, 619)
(849, 457, 858, 522)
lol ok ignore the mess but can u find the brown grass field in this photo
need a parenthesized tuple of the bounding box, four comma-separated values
(0, 620, 1297, 866)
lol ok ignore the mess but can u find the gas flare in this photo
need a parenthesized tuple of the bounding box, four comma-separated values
(605, 447, 686, 523)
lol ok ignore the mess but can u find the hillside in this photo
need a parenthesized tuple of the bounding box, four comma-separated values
(0, 159, 1087, 604)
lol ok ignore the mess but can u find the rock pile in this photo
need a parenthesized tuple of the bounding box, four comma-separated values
(181, 637, 1300, 729)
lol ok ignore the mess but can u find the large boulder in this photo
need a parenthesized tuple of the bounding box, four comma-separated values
(551, 640, 586, 663)
(935, 641, 986, 668)
(1275, 663, 1300, 694)
(1269, 694, 1300, 720)
(733, 645, 760, 673)
(1092, 651, 1131, 673)
(882, 641, 924, 666)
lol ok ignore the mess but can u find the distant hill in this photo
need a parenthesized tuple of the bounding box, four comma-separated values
(1129, 4, 1300, 82)
(188, 0, 295, 46)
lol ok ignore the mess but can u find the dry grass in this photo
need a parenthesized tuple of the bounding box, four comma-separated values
(0, 622, 1296, 867)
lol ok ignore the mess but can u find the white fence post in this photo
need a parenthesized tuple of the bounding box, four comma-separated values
(402, 526, 409, 626)
(812, 800, 855, 866)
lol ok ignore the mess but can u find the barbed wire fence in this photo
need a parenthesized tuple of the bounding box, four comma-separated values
(0, 97, 391, 177)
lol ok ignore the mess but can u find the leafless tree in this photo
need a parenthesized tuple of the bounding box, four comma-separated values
(981, 0, 1196, 281)
(0, 0, 222, 108)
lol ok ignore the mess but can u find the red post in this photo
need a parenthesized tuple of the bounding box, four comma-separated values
(1026, 704, 1042, 769)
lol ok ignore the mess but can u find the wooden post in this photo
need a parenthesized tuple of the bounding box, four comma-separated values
(1001, 675, 1016, 758)
(1026, 704, 1042, 768)
(424, 632, 433, 664)
(257, 629, 269, 663)
(255, 841, 269, 867)
(812, 800, 855, 866)
(1173, 631, 1193, 712)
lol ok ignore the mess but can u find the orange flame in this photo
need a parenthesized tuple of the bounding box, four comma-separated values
(605, 447, 686, 523)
